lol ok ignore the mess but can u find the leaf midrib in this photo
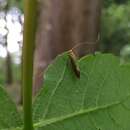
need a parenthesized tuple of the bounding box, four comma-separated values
(6, 100, 122, 130)
(34, 95, 130, 129)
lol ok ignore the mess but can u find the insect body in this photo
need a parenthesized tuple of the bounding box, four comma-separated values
(68, 37, 100, 78)
(68, 50, 80, 78)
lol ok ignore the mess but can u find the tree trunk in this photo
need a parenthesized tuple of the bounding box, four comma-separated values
(33, 0, 102, 95)
(5, 50, 13, 85)
(33, 0, 52, 95)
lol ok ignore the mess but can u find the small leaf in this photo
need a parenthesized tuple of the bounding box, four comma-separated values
(0, 86, 23, 130)
(33, 52, 130, 130)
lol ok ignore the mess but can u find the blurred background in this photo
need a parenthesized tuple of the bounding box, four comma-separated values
(0, 0, 130, 104)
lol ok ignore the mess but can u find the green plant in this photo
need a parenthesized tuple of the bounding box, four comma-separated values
(22, 0, 37, 130)
(1, 52, 130, 130)
(101, 3, 130, 54)
(1, 2, 130, 130)
(8, 0, 23, 10)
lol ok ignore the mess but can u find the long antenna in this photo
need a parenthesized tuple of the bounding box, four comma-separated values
(71, 34, 100, 52)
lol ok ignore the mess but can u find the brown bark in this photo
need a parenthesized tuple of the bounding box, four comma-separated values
(33, 0, 102, 95)
(48, 0, 102, 57)
(33, 0, 52, 95)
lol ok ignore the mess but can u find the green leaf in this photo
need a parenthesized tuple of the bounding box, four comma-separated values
(33, 52, 130, 130)
(0, 86, 22, 130)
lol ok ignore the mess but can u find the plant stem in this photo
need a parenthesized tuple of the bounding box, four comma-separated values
(22, 0, 37, 130)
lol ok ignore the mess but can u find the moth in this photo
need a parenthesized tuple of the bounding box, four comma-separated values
(68, 36, 100, 78)
(68, 50, 80, 78)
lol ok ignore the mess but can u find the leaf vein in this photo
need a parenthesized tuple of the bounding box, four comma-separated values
(34, 96, 130, 129)
(42, 63, 67, 119)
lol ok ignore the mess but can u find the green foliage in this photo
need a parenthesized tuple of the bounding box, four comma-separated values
(104, 0, 129, 8)
(8, 0, 23, 10)
(104, 0, 113, 8)
(32, 53, 130, 130)
(0, 86, 22, 130)
(120, 44, 130, 63)
(1, 52, 130, 129)
(101, 3, 130, 54)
